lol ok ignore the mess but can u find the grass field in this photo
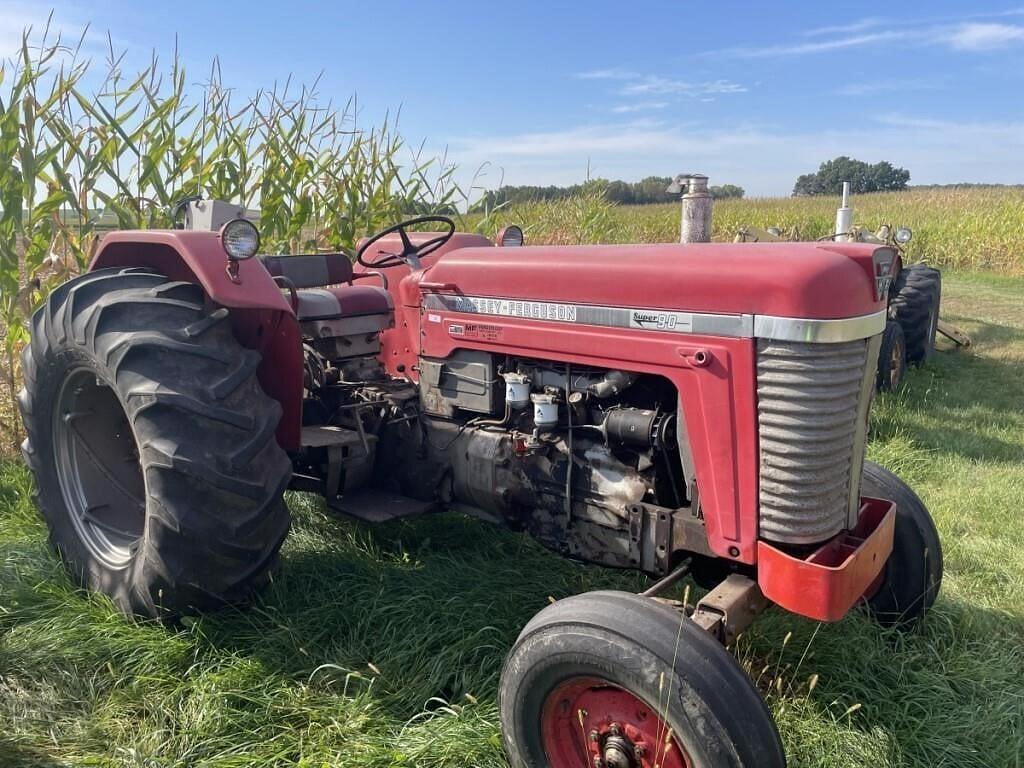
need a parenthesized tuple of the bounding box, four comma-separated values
(1, 271, 1023, 767)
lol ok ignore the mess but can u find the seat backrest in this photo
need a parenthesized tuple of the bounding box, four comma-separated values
(260, 253, 353, 288)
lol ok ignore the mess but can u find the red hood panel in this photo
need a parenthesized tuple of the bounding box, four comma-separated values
(424, 241, 886, 320)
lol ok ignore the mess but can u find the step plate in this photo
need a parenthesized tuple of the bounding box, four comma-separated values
(301, 425, 368, 448)
(329, 488, 436, 523)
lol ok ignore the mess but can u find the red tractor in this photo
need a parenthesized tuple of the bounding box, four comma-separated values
(18, 204, 942, 767)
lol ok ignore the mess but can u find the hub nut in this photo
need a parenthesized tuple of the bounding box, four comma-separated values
(602, 734, 635, 768)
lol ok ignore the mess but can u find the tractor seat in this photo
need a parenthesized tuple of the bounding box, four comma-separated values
(294, 285, 393, 321)
(259, 252, 393, 322)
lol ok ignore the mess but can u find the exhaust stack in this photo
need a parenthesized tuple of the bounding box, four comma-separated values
(669, 173, 712, 244)
(834, 181, 853, 242)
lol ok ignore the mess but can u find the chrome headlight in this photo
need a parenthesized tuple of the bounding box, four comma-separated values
(895, 226, 913, 244)
(220, 218, 261, 260)
(497, 224, 524, 247)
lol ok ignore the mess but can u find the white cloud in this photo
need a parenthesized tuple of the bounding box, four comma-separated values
(722, 31, 906, 58)
(575, 68, 639, 80)
(836, 79, 938, 96)
(621, 76, 747, 96)
(803, 17, 887, 37)
(575, 69, 748, 113)
(0, 4, 103, 62)
(611, 101, 669, 114)
(716, 16, 1024, 58)
(945, 22, 1024, 50)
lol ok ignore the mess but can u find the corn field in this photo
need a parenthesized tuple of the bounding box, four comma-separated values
(0, 25, 486, 452)
(483, 187, 1024, 273)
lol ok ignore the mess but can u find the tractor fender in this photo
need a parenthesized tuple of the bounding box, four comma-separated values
(91, 230, 304, 450)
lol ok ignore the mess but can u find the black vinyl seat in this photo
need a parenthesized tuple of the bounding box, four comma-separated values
(259, 254, 392, 321)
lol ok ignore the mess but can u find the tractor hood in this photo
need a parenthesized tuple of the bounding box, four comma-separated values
(423, 241, 889, 321)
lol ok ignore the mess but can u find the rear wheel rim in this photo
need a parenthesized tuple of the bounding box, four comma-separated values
(541, 676, 692, 768)
(52, 367, 145, 568)
(888, 336, 905, 389)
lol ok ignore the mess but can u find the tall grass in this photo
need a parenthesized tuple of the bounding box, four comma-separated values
(0, 23, 475, 450)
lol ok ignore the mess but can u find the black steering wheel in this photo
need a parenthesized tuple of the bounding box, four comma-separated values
(357, 215, 456, 269)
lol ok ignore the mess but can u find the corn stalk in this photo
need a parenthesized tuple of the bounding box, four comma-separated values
(0, 24, 472, 451)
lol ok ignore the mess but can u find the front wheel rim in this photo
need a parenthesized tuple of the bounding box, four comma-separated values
(541, 676, 692, 768)
(52, 367, 146, 568)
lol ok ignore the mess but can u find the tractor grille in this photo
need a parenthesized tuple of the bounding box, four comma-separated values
(756, 337, 877, 544)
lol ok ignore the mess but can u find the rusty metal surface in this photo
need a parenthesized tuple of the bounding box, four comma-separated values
(691, 574, 769, 645)
(937, 319, 972, 347)
(640, 560, 692, 597)
(670, 507, 715, 557)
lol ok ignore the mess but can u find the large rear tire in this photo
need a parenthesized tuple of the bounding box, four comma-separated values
(861, 461, 942, 627)
(889, 265, 941, 364)
(499, 591, 785, 768)
(18, 268, 291, 617)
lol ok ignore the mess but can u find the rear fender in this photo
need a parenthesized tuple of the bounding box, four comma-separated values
(91, 230, 303, 450)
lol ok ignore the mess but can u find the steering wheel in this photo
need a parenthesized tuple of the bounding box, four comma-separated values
(357, 215, 456, 269)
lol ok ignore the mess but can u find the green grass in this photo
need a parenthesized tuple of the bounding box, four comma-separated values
(2, 272, 1024, 767)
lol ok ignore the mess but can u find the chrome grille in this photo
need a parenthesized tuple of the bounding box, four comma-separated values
(756, 336, 879, 544)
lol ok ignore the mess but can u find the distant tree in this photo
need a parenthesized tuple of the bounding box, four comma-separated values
(469, 175, 743, 211)
(793, 156, 910, 196)
(709, 184, 744, 199)
(634, 176, 675, 205)
(605, 180, 635, 205)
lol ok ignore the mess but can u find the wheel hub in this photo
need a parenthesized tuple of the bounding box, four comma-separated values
(602, 731, 637, 768)
(541, 677, 690, 768)
(52, 367, 145, 568)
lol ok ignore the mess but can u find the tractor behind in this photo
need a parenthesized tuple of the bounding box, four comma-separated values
(730, 180, 968, 391)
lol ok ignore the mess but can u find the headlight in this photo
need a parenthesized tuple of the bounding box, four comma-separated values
(497, 225, 524, 247)
(220, 218, 260, 260)
(895, 226, 913, 244)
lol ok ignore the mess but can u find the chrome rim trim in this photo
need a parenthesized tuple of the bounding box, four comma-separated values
(425, 293, 886, 344)
(752, 309, 887, 343)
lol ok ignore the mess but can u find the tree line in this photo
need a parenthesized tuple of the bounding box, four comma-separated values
(471, 177, 744, 211)
(473, 156, 920, 210)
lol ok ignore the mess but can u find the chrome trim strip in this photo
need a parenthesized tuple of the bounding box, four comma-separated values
(752, 309, 886, 343)
(423, 294, 885, 343)
(847, 332, 882, 528)
(422, 294, 754, 337)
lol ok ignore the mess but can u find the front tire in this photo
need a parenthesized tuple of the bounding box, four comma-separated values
(499, 591, 785, 768)
(18, 268, 292, 617)
(861, 461, 942, 627)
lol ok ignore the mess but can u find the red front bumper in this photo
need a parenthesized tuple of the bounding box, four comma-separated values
(756, 498, 896, 622)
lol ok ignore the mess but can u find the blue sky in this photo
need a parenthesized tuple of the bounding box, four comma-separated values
(5, 1, 1024, 196)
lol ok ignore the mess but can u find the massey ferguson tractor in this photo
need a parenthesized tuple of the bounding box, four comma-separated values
(18, 197, 942, 768)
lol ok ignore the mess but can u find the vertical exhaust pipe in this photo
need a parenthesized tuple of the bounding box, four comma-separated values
(834, 181, 853, 242)
(669, 173, 712, 244)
